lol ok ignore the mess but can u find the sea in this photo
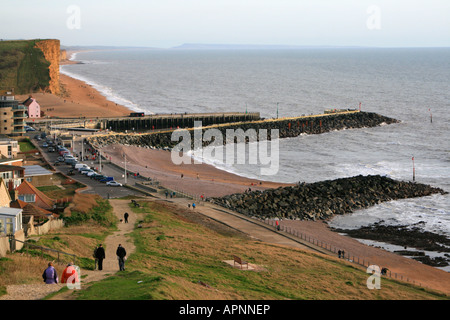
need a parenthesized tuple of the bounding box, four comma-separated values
(61, 47, 450, 270)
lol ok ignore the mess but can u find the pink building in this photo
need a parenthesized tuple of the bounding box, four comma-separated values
(22, 97, 41, 118)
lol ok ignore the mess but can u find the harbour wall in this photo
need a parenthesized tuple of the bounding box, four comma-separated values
(88, 110, 400, 149)
(210, 175, 447, 221)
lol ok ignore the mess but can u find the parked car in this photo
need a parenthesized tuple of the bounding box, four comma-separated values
(93, 174, 108, 181)
(99, 177, 114, 183)
(90, 173, 104, 179)
(42, 142, 48, 148)
(74, 163, 89, 170)
(106, 181, 122, 187)
(66, 159, 78, 166)
(86, 171, 97, 177)
(48, 147, 55, 152)
(81, 169, 94, 175)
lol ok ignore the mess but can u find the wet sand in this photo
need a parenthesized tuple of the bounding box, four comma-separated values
(21, 57, 448, 295)
(100, 143, 450, 295)
(101, 144, 293, 198)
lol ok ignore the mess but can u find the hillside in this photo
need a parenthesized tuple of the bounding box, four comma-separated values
(37, 200, 450, 300)
(0, 39, 60, 94)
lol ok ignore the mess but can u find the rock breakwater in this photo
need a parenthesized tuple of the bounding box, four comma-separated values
(89, 111, 399, 149)
(209, 175, 447, 221)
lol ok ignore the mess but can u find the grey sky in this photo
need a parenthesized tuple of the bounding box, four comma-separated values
(1, 0, 449, 48)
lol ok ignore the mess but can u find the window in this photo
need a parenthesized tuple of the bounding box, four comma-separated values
(6, 217, 13, 234)
(26, 177, 32, 182)
(0, 218, 3, 234)
(18, 194, 35, 202)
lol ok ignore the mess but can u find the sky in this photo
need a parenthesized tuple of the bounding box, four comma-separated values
(1, 0, 449, 48)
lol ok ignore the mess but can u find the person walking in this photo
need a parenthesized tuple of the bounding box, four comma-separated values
(42, 262, 58, 284)
(116, 244, 127, 271)
(95, 244, 106, 271)
(124, 212, 129, 223)
(61, 262, 79, 285)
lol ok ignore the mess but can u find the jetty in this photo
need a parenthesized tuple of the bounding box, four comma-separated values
(87, 110, 399, 148)
(29, 112, 260, 131)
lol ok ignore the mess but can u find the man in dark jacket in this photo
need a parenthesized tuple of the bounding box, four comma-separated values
(116, 244, 127, 271)
(95, 244, 106, 271)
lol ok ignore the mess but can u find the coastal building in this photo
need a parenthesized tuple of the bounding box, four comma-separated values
(23, 165, 54, 187)
(0, 207, 23, 236)
(0, 164, 25, 193)
(16, 180, 54, 210)
(0, 135, 19, 159)
(22, 96, 41, 118)
(0, 89, 26, 136)
(0, 178, 12, 207)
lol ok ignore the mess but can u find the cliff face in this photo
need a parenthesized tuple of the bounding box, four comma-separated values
(60, 49, 67, 61)
(34, 39, 60, 95)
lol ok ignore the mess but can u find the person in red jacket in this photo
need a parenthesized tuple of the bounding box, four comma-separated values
(61, 262, 79, 285)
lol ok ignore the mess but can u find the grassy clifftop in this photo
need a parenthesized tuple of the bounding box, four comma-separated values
(0, 39, 58, 94)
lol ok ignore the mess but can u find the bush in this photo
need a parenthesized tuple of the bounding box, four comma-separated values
(63, 198, 116, 228)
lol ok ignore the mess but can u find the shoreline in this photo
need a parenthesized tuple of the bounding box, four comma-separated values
(21, 53, 449, 294)
(16, 51, 134, 119)
(99, 143, 450, 294)
(101, 144, 294, 198)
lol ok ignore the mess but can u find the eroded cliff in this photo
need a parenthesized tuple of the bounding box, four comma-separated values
(34, 39, 60, 95)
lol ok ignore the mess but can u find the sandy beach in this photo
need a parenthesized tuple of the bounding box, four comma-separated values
(16, 52, 132, 119)
(101, 144, 293, 198)
(99, 143, 450, 295)
(18, 60, 448, 295)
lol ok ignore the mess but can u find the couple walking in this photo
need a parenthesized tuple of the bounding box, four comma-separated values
(94, 244, 127, 271)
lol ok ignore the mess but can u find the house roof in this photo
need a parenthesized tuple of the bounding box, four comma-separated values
(16, 180, 55, 210)
(22, 97, 38, 107)
(0, 164, 24, 173)
(0, 158, 23, 166)
(0, 207, 22, 217)
(23, 165, 53, 177)
(11, 199, 56, 219)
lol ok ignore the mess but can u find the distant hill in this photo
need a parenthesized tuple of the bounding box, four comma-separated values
(172, 43, 362, 50)
(0, 39, 60, 95)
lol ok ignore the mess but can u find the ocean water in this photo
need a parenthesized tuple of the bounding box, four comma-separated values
(61, 48, 450, 267)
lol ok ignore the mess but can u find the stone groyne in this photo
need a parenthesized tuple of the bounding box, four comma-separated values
(89, 111, 399, 149)
(209, 175, 447, 221)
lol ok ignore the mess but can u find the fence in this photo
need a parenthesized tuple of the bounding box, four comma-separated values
(10, 238, 78, 266)
(261, 218, 427, 289)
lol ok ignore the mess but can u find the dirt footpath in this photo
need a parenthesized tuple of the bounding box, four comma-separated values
(0, 199, 138, 300)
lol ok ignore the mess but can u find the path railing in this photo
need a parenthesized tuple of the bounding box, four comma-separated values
(10, 238, 78, 266)
(260, 218, 427, 289)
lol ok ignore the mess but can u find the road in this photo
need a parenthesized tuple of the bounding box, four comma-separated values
(28, 130, 145, 199)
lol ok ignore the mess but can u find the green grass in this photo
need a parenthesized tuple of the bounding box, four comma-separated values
(70, 200, 447, 300)
(0, 40, 51, 94)
(18, 139, 37, 152)
(71, 271, 165, 300)
(62, 198, 117, 228)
